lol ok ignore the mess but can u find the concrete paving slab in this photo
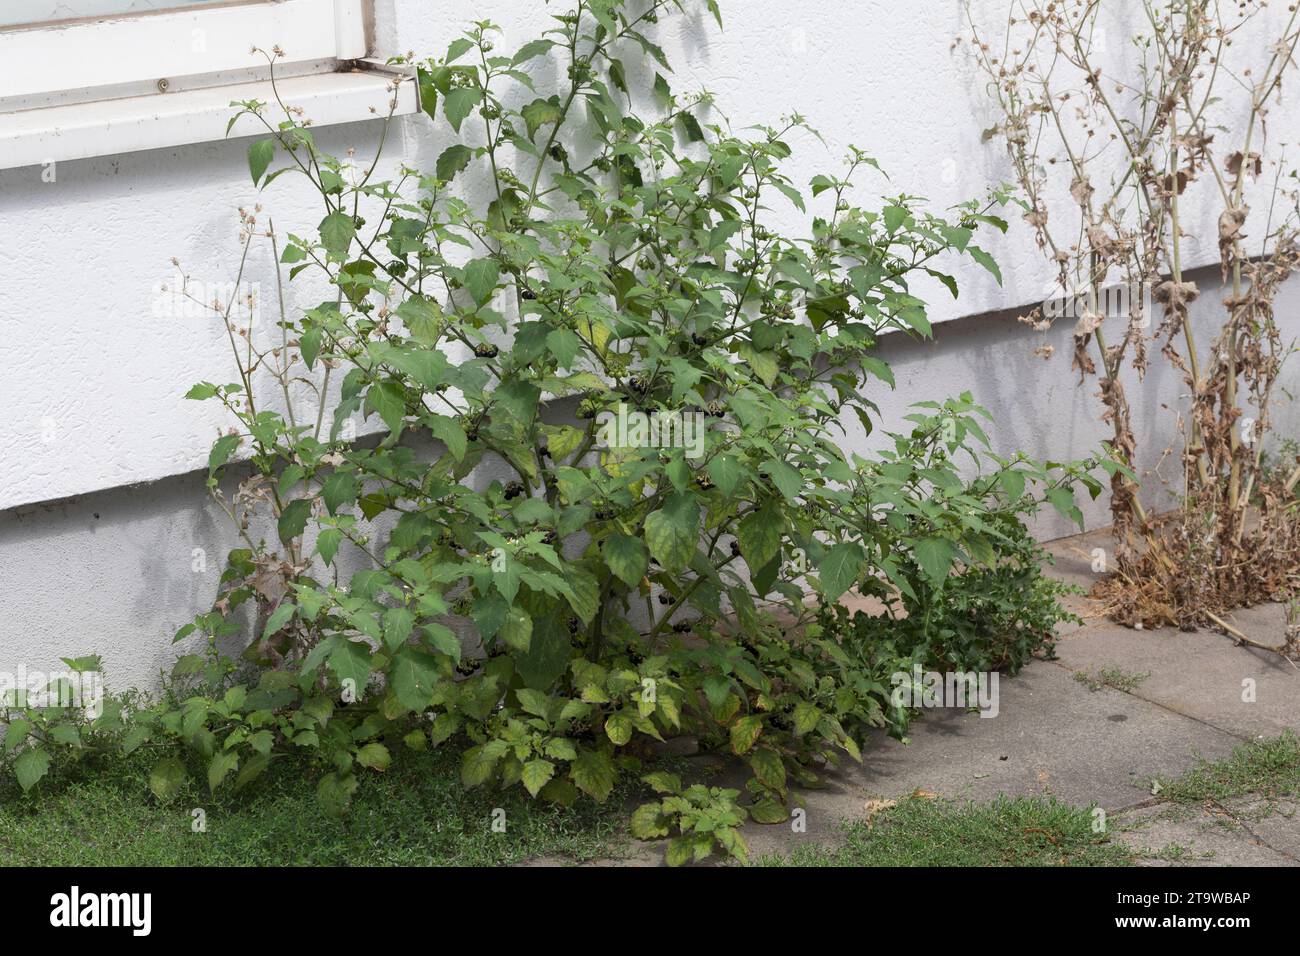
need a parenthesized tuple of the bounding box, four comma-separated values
(1115, 802, 1298, 866)
(1224, 797, 1300, 860)
(1050, 602, 1298, 740)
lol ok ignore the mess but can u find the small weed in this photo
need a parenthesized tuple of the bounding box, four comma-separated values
(1073, 667, 1150, 693)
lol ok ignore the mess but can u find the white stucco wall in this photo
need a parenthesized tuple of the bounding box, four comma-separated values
(2, 0, 1299, 689)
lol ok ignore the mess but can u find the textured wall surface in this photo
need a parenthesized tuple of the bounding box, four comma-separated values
(2, 0, 1298, 689)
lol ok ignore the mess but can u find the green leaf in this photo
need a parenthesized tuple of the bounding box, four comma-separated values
(460, 744, 498, 787)
(630, 802, 672, 839)
(749, 798, 788, 824)
(913, 536, 958, 582)
(818, 542, 866, 601)
(390, 648, 441, 712)
(319, 211, 355, 259)
(749, 746, 786, 790)
(248, 138, 275, 186)
(1047, 486, 1084, 530)
(679, 112, 704, 142)
(792, 700, 820, 736)
(882, 204, 909, 234)
(149, 756, 186, 802)
(500, 606, 533, 652)
(261, 600, 296, 640)
(443, 87, 479, 132)
(760, 459, 803, 501)
(652, 72, 672, 106)
(643, 493, 700, 574)
(430, 712, 459, 746)
(233, 752, 271, 792)
(729, 715, 763, 755)
(998, 468, 1026, 501)
(521, 759, 556, 797)
(416, 66, 438, 120)
(327, 639, 372, 693)
(277, 498, 312, 543)
(603, 533, 648, 587)
(382, 606, 415, 651)
(428, 414, 467, 461)
(463, 257, 500, 306)
(665, 836, 693, 867)
(707, 454, 745, 497)
(604, 712, 633, 746)
(562, 565, 600, 624)
(317, 528, 342, 566)
(737, 503, 783, 571)
(357, 742, 392, 771)
(967, 245, 1002, 285)
(571, 748, 616, 802)
(14, 747, 51, 792)
(366, 380, 406, 434)
(522, 97, 563, 140)
(546, 328, 582, 368)
(423, 623, 462, 662)
(445, 37, 474, 63)
(436, 144, 474, 182)
(512, 38, 555, 65)
(48, 723, 81, 748)
(321, 471, 358, 515)
(3, 718, 32, 753)
(208, 433, 241, 475)
(642, 771, 682, 794)
(207, 751, 239, 793)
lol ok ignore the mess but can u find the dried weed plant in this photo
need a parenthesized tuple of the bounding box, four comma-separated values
(966, 0, 1300, 656)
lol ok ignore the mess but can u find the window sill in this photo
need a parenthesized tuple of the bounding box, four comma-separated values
(0, 64, 415, 170)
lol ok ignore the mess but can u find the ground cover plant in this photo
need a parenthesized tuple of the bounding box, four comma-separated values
(1, 0, 1107, 865)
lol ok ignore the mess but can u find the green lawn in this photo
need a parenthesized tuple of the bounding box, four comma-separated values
(0, 748, 631, 866)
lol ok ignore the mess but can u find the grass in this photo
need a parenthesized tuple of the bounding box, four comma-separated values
(0, 747, 632, 866)
(1158, 730, 1300, 804)
(760, 795, 1135, 867)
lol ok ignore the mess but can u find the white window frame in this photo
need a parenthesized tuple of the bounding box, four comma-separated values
(0, 0, 416, 169)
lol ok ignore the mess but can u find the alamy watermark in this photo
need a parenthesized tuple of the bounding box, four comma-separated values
(49, 886, 151, 936)
(890, 664, 1000, 718)
(1042, 279, 1154, 328)
(595, 402, 707, 459)
(152, 277, 262, 327)
(0, 664, 104, 719)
